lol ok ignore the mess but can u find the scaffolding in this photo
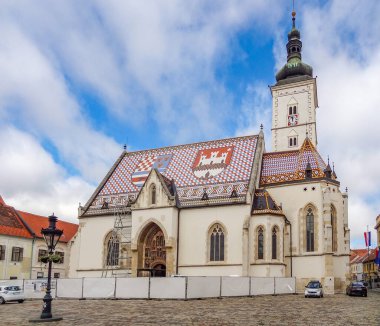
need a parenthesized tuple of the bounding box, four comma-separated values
(101, 206, 132, 277)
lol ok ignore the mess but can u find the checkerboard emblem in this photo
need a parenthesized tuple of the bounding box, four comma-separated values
(192, 146, 234, 180)
(131, 154, 172, 187)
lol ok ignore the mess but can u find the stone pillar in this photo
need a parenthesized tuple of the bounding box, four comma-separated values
(242, 217, 250, 276)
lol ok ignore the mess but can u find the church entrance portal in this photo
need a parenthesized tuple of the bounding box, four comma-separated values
(137, 223, 166, 277)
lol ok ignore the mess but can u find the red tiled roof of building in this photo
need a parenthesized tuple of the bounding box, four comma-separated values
(350, 249, 368, 264)
(260, 138, 328, 186)
(17, 211, 78, 243)
(0, 198, 33, 239)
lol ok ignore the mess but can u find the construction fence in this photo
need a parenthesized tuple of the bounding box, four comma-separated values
(0, 276, 296, 300)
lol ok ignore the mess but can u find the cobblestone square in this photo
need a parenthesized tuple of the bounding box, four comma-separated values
(0, 291, 379, 326)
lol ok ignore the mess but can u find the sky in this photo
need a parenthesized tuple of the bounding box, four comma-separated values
(0, 0, 379, 249)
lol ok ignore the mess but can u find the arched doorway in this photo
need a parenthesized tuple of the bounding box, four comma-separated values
(138, 223, 166, 277)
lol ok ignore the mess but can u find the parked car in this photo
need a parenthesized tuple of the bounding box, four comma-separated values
(0, 285, 25, 304)
(304, 280, 323, 298)
(346, 282, 367, 297)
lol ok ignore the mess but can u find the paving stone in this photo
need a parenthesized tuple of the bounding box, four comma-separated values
(0, 291, 379, 325)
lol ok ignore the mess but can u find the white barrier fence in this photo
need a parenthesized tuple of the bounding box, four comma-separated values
(0, 277, 296, 300)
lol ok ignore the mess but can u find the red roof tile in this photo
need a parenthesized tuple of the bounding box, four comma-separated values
(18, 211, 78, 243)
(0, 199, 33, 239)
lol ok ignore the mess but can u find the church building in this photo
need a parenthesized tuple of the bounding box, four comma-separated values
(69, 11, 350, 293)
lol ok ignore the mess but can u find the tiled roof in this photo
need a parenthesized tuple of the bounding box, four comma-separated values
(251, 189, 284, 216)
(0, 199, 33, 239)
(350, 249, 368, 264)
(260, 138, 328, 186)
(84, 135, 259, 214)
(18, 211, 78, 243)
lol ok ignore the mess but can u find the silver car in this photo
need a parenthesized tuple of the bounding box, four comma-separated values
(0, 285, 25, 304)
(304, 280, 323, 298)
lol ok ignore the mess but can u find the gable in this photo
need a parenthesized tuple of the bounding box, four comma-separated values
(0, 201, 33, 239)
(133, 169, 176, 209)
(83, 135, 259, 215)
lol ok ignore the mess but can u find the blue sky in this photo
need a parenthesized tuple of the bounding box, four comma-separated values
(0, 0, 380, 249)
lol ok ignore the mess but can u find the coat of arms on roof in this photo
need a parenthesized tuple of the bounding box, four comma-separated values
(192, 146, 234, 180)
(131, 154, 172, 187)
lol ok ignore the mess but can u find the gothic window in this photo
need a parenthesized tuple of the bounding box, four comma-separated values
(257, 227, 264, 259)
(306, 208, 315, 252)
(209, 224, 225, 261)
(105, 233, 119, 266)
(150, 184, 156, 205)
(331, 205, 337, 252)
(272, 227, 278, 259)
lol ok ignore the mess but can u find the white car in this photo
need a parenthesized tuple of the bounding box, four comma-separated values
(304, 280, 324, 298)
(0, 285, 25, 304)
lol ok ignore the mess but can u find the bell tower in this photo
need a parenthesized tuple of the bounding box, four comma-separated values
(270, 10, 318, 152)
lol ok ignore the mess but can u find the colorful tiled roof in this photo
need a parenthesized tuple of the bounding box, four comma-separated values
(260, 138, 328, 186)
(18, 211, 78, 243)
(251, 189, 284, 216)
(0, 198, 33, 239)
(84, 135, 259, 214)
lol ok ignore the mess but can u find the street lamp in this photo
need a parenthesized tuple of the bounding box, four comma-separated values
(30, 214, 63, 323)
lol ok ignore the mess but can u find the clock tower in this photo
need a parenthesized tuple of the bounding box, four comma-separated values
(270, 11, 318, 152)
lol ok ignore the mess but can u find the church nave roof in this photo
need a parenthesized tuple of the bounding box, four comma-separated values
(82, 135, 260, 215)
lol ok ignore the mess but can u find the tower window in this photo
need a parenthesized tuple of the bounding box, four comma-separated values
(288, 136, 298, 148)
(288, 105, 297, 115)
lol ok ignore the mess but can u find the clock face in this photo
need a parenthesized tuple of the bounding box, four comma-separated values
(288, 114, 299, 126)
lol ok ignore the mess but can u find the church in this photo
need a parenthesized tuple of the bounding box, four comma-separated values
(69, 11, 350, 293)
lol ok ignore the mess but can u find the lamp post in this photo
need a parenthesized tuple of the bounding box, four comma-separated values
(30, 214, 63, 323)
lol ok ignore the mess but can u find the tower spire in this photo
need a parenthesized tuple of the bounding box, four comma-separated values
(275, 6, 313, 83)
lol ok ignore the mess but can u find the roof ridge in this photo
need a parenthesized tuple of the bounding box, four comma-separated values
(123, 134, 259, 156)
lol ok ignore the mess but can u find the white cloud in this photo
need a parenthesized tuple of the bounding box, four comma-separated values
(0, 127, 93, 222)
(298, 1, 380, 246)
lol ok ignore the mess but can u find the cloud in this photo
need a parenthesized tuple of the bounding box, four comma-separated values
(0, 126, 93, 222)
(298, 0, 380, 246)
(0, 19, 121, 182)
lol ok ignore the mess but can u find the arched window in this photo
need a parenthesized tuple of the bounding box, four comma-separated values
(289, 107, 292, 115)
(106, 232, 119, 266)
(289, 138, 293, 147)
(150, 184, 156, 205)
(331, 205, 337, 252)
(272, 227, 278, 259)
(257, 227, 264, 259)
(210, 224, 224, 261)
(306, 208, 314, 252)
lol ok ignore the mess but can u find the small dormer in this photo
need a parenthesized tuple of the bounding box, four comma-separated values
(133, 169, 177, 209)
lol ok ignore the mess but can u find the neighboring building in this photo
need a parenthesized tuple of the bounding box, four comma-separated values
(18, 210, 78, 279)
(0, 197, 34, 280)
(362, 248, 380, 288)
(69, 11, 350, 293)
(0, 196, 78, 279)
(349, 249, 367, 281)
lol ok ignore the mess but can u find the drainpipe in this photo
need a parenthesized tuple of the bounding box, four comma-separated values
(285, 217, 293, 277)
(30, 235, 36, 279)
(176, 207, 181, 275)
